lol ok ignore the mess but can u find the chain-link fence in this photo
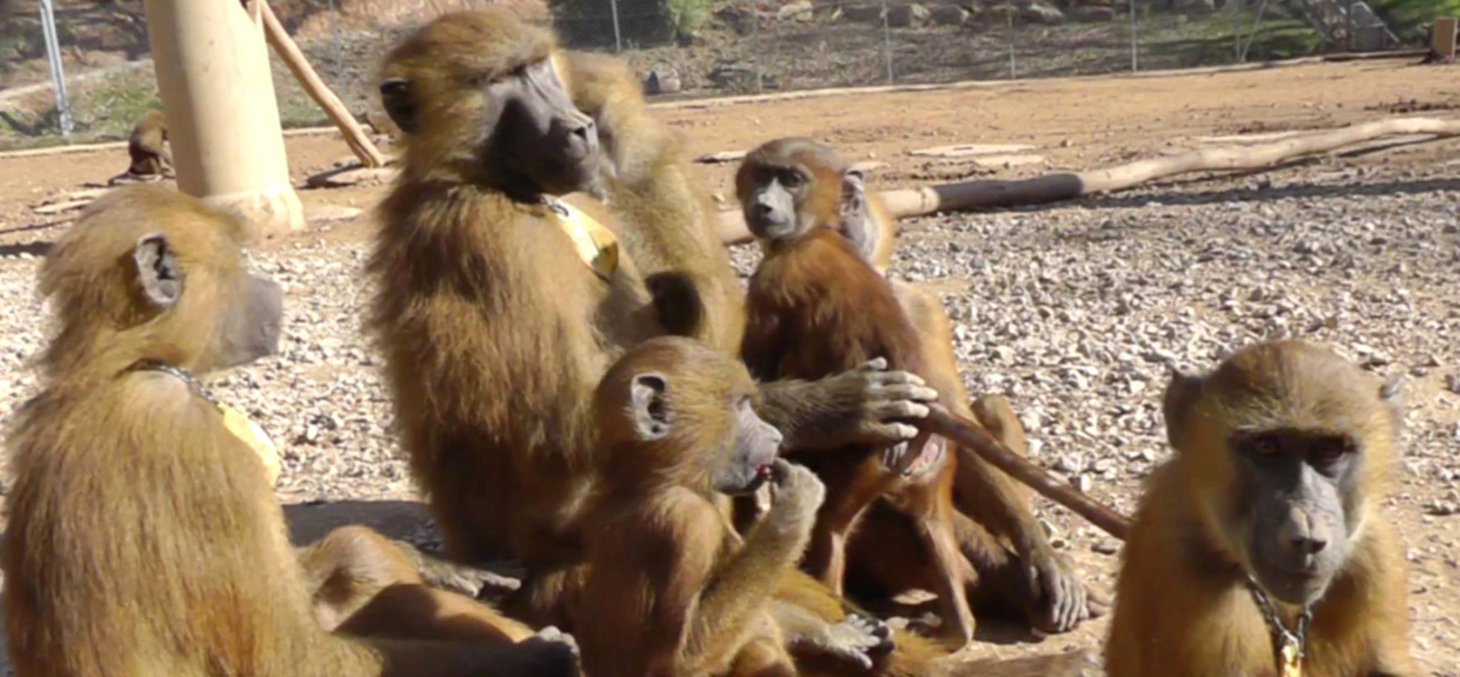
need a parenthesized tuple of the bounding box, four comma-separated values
(0, 0, 1454, 150)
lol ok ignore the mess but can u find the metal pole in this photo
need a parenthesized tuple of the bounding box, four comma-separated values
(1005, 0, 1016, 78)
(609, 0, 623, 53)
(328, 0, 344, 100)
(38, 0, 73, 136)
(880, 0, 894, 82)
(1238, 0, 1269, 61)
(1129, 0, 1138, 72)
(750, 0, 763, 92)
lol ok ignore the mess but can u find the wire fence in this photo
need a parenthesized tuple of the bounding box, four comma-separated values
(0, 0, 1447, 150)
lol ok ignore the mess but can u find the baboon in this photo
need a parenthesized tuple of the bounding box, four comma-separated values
(369, 9, 938, 632)
(562, 51, 745, 351)
(739, 137, 1095, 635)
(2, 184, 579, 677)
(127, 110, 172, 178)
(579, 336, 821, 677)
(738, 139, 976, 645)
(1105, 340, 1417, 677)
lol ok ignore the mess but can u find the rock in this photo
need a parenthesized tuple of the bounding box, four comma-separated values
(775, 0, 815, 21)
(841, 3, 887, 21)
(713, 5, 757, 35)
(929, 4, 972, 25)
(978, 5, 1017, 24)
(304, 205, 364, 225)
(1021, 2, 1065, 24)
(643, 69, 682, 95)
(1071, 5, 1114, 20)
(1173, 0, 1214, 12)
(886, 3, 932, 27)
(708, 62, 776, 90)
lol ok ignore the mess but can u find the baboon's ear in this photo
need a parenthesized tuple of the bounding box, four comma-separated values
(630, 372, 671, 441)
(132, 233, 182, 309)
(1162, 367, 1203, 450)
(379, 78, 419, 135)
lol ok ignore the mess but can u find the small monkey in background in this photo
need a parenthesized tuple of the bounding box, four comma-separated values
(125, 110, 172, 179)
(1106, 340, 1416, 677)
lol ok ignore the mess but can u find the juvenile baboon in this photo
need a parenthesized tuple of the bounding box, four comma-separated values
(369, 9, 938, 631)
(579, 337, 821, 677)
(1105, 340, 1417, 677)
(126, 110, 172, 178)
(738, 138, 976, 645)
(2, 184, 578, 677)
(562, 51, 745, 351)
(742, 136, 1096, 635)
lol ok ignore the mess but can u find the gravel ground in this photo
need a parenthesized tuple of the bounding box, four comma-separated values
(0, 158, 1456, 673)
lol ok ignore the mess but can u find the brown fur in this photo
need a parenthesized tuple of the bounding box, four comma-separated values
(369, 13, 944, 643)
(1105, 340, 1417, 677)
(127, 110, 172, 177)
(2, 184, 576, 677)
(562, 51, 745, 353)
(740, 218, 975, 645)
(780, 136, 1094, 635)
(579, 337, 807, 677)
(369, 11, 663, 575)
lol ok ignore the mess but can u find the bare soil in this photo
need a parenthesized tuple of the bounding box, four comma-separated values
(0, 58, 1457, 675)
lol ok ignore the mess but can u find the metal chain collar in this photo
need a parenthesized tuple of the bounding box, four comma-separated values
(1245, 574, 1314, 672)
(128, 359, 220, 408)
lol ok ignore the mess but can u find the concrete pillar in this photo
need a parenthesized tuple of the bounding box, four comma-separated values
(141, 0, 304, 239)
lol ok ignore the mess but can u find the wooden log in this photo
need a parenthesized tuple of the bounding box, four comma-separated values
(923, 405, 1132, 540)
(256, 0, 386, 169)
(880, 116, 1460, 219)
(716, 116, 1460, 245)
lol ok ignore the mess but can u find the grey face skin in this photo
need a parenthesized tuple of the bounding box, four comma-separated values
(716, 398, 784, 495)
(379, 56, 600, 199)
(1231, 428, 1359, 606)
(132, 234, 284, 371)
(629, 372, 783, 496)
(742, 164, 808, 241)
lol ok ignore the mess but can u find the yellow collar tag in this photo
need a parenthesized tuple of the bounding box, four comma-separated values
(1279, 642, 1302, 677)
(219, 402, 282, 488)
(547, 198, 618, 282)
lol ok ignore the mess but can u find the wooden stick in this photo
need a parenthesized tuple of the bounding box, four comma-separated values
(716, 116, 1460, 245)
(256, 0, 386, 169)
(923, 405, 1132, 540)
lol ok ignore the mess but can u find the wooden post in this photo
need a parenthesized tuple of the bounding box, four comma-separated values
(141, 0, 304, 240)
(258, 0, 386, 168)
(1433, 18, 1458, 61)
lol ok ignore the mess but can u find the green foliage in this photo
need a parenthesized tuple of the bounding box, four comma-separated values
(549, 0, 711, 47)
(1370, 0, 1460, 43)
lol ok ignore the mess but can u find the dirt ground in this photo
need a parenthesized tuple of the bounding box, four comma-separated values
(0, 57, 1457, 675)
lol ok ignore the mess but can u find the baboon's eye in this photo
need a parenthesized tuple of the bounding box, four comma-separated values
(1311, 437, 1354, 466)
(781, 171, 805, 188)
(1246, 433, 1280, 457)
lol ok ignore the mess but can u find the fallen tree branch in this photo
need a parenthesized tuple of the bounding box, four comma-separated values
(257, 0, 386, 169)
(716, 116, 1460, 244)
(923, 405, 1132, 540)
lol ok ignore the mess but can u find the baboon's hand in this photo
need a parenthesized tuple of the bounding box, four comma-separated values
(767, 459, 825, 534)
(818, 614, 895, 669)
(1024, 548, 1097, 634)
(521, 625, 581, 677)
(825, 358, 938, 448)
(880, 433, 945, 479)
